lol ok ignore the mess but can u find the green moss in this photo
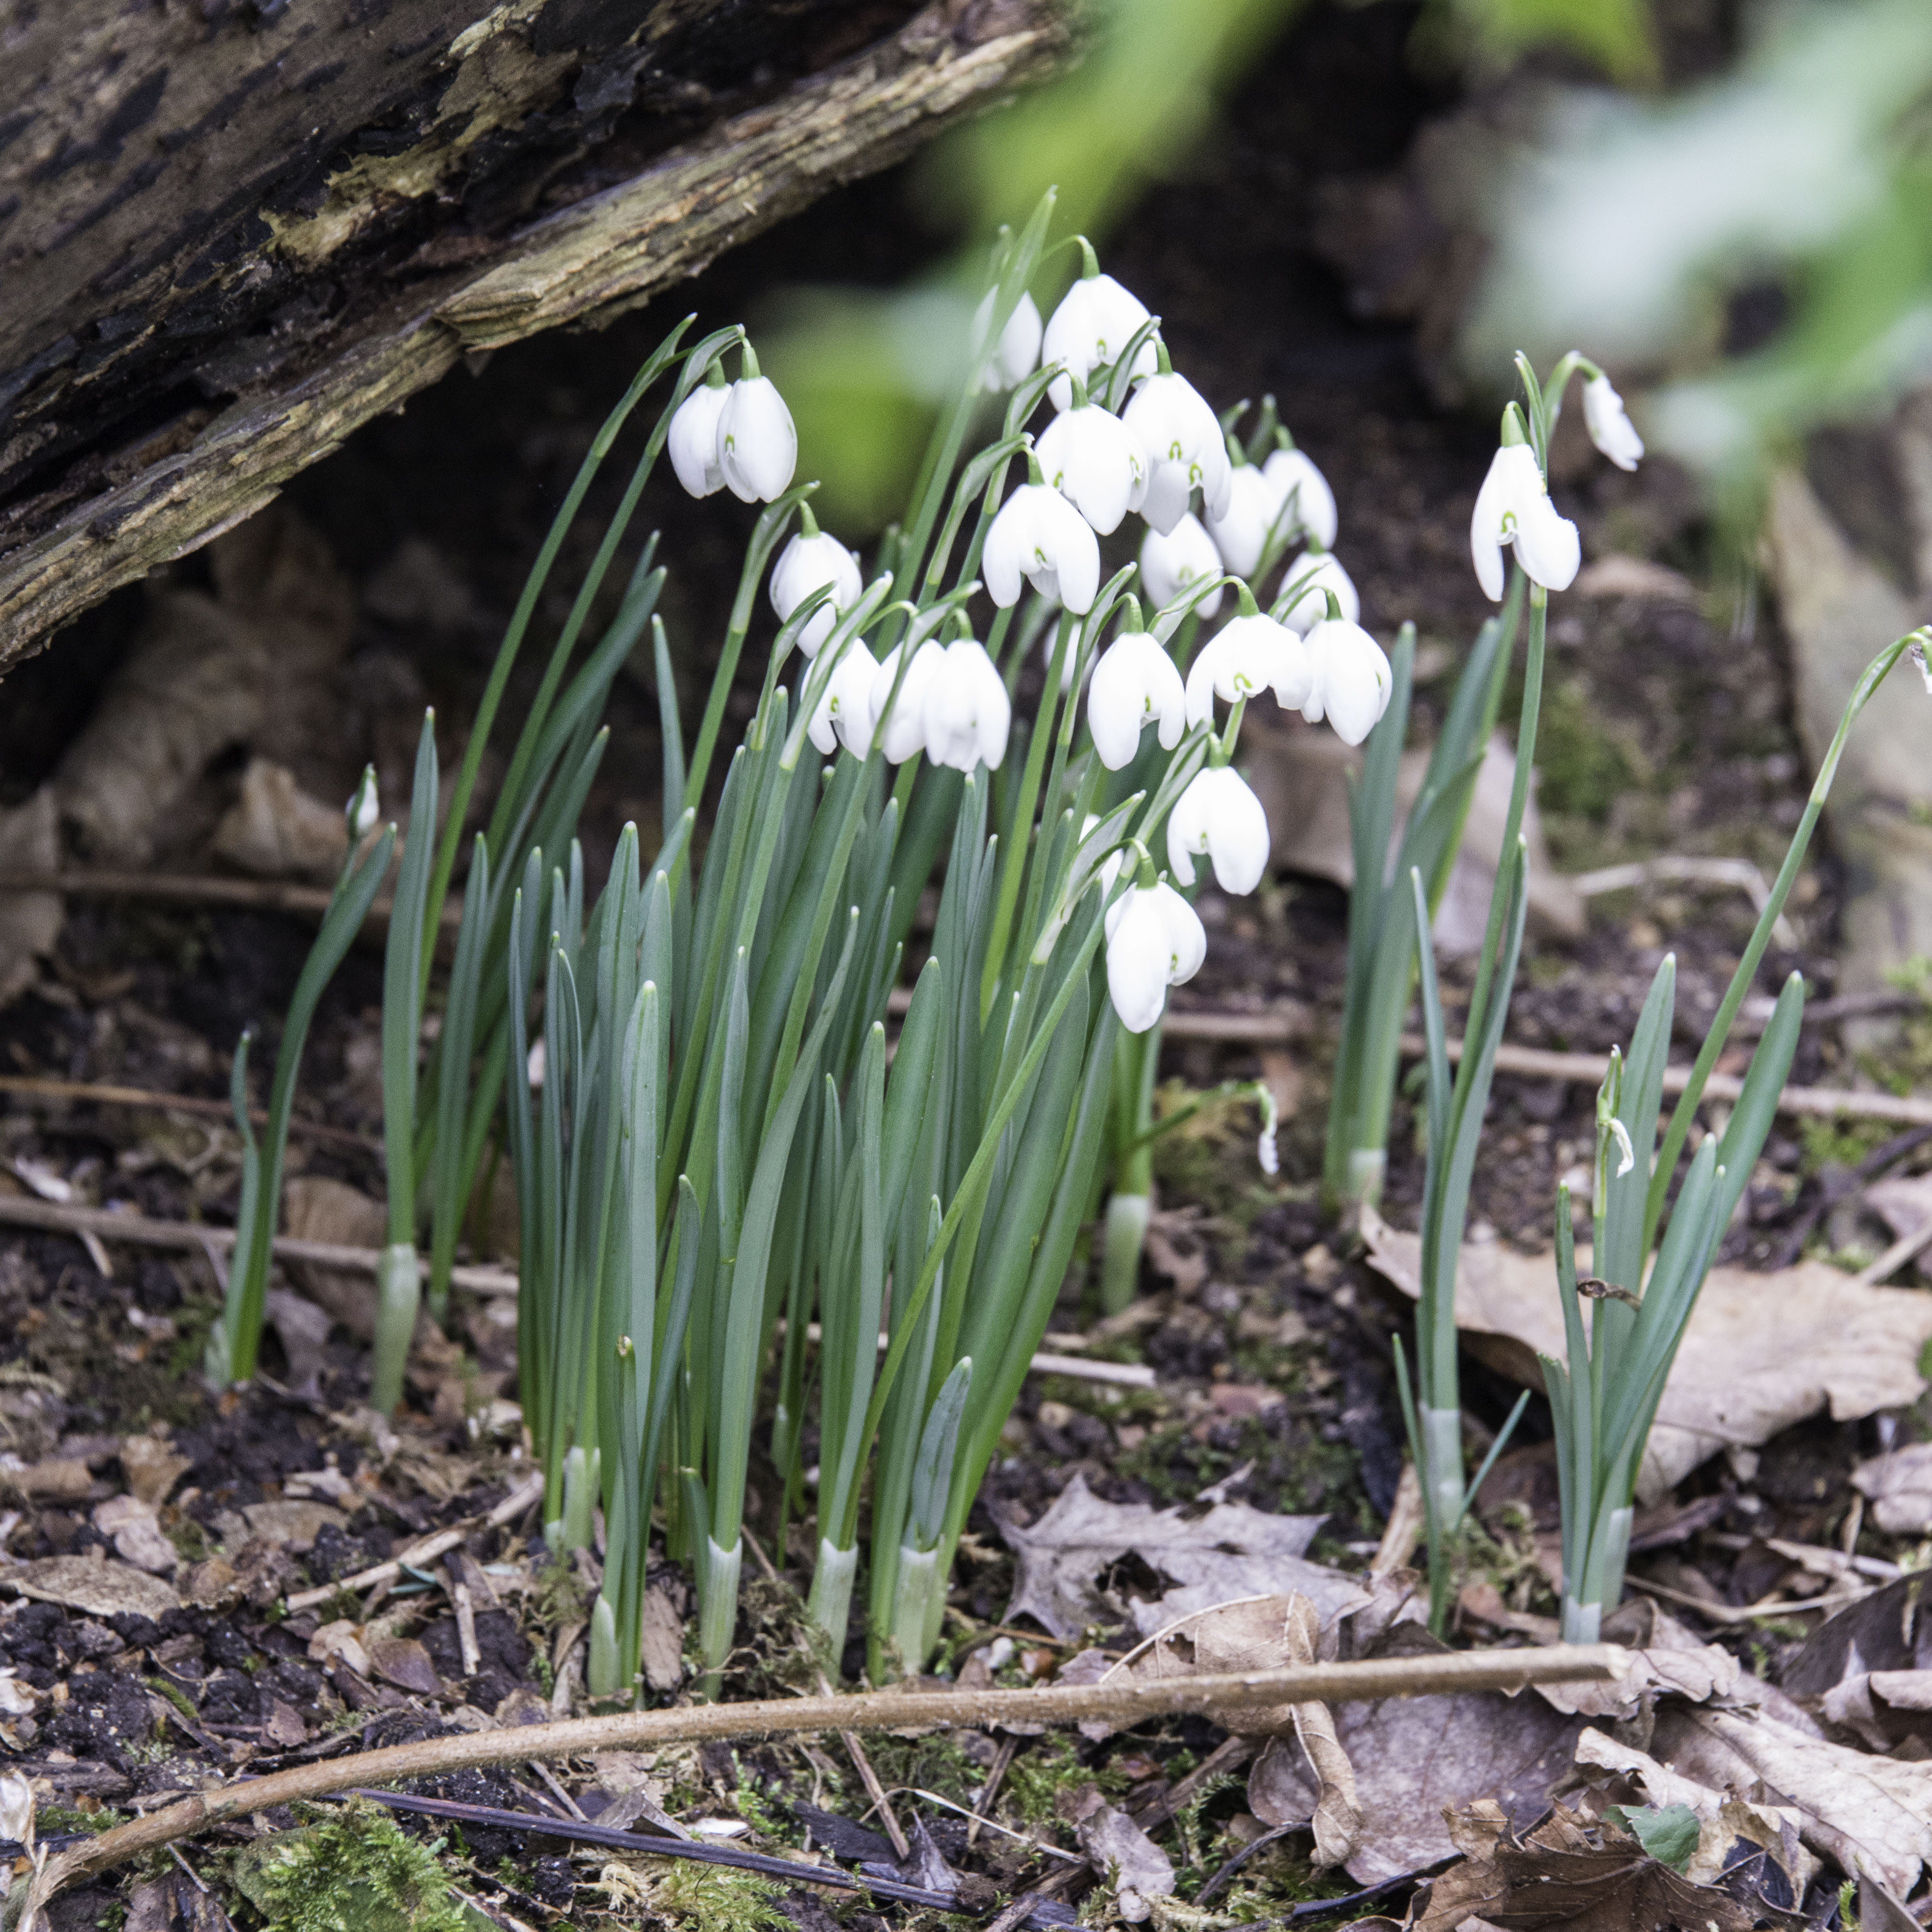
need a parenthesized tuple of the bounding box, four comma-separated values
(1798, 1116, 1893, 1176)
(1533, 677, 1635, 827)
(229, 1800, 482, 1932)
(1003, 1735, 1124, 1831)
(643, 1864, 789, 1931)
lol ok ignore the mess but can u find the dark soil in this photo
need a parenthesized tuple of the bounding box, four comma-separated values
(3, 3, 1929, 1929)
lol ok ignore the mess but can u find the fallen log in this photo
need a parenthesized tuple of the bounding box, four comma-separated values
(0, 0, 1074, 674)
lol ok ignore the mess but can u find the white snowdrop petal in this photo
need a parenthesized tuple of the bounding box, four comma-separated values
(1261, 447, 1338, 550)
(1138, 513, 1222, 617)
(718, 377, 797, 504)
(1582, 374, 1644, 472)
(668, 385, 729, 497)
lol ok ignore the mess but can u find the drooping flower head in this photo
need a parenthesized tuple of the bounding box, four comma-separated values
(972, 288, 1044, 393)
(1184, 599, 1306, 727)
(1139, 513, 1222, 619)
(1302, 616, 1393, 746)
(1088, 607, 1184, 770)
(1206, 463, 1286, 579)
(1104, 877, 1206, 1034)
(806, 639, 881, 759)
(923, 638, 1011, 772)
(1470, 405, 1579, 601)
(1276, 551, 1359, 637)
(1167, 764, 1271, 896)
(1260, 444, 1338, 550)
(717, 348, 797, 504)
(1123, 363, 1231, 529)
(1581, 372, 1644, 472)
(984, 461, 1101, 613)
(1042, 251, 1158, 411)
(668, 370, 730, 498)
(870, 641, 946, 765)
(1034, 396, 1149, 536)
(769, 511, 864, 656)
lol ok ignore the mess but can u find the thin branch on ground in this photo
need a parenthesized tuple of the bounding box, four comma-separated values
(0, 1074, 376, 1151)
(24, 1647, 1621, 1909)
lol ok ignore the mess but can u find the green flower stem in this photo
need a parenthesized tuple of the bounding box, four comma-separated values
(1643, 624, 1932, 1249)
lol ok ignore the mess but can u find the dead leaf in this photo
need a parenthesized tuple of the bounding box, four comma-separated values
(1077, 1802, 1174, 1923)
(0, 788, 62, 1008)
(1782, 1573, 1932, 1695)
(1415, 1801, 1753, 1932)
(1852, 1441, 1932, 1534)
(639, 1588, 684, 1692)
(120, 1434, 191, 1507)
(1364, 1215, 1932, 1500)
(240, 1499, 345, 1551)
(1245, 722, 1584, 954)
(2, 1458, 93, 1503)
(1573, 555, 1700, 603)
(1821, 1669, 1932, 1752)
(1859, 1874, 1924, 1932)
(367, 1635, 441, 1696)
(262, 1290, 334, 1395)
(1866, 1173, 1932, 1243)
(212, 758, 349, 879)
(10, 1549, 180, 1620)
(1249, 1627, 1582, 1885)
(1572, 1728, 1817, 1891)
(1536, 1599, 1739, 1719)
(92, 1495, 178, 1576)
(262, 1699, 309, 1747)
(997, 1473, 1337, 1639)
(1651, 1701, 1932, 1895)
(308, 1621, 372, 1676)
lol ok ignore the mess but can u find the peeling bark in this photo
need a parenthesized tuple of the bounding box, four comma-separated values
(0, 0, 1073, 674)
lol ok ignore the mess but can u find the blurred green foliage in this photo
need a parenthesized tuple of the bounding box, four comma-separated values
(1421, 0, 1653, 82)
(1465, 0, 1932, 500)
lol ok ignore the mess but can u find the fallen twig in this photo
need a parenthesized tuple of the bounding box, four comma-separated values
(1567, 855, 1798, 949)
(1155, 1006, 1932, 1127)
(1854, 1216, 1932, 1286)
(27, 1646, 1621, 1906)
(344, 1790, 1078, 1926)
(0, 1194, 518, 1298)
(0, 869, 458, 928)
(0, 1074, 375, 1152)
(284, 1473, 544, 1614)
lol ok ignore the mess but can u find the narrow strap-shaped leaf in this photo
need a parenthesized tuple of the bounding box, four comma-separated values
(1601, 955, 1676, 1294)
(1709, 970, 1804, 1236)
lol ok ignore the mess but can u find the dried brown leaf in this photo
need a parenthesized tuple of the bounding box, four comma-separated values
(1415, 1803, 1753, 1932)
(1852, 1441, 1932, 1534)
(996, 1472, 1337, 1639)
(1651, 1702, 1932, 1895)
(1363, 1215, 1932, 1499)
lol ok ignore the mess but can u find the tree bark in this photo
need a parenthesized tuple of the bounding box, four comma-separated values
(0, 0, 1073, 675)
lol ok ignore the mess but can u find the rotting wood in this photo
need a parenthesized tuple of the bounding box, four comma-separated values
(25, 1645, 1622, 1911)
(0, 0, 1073, 674)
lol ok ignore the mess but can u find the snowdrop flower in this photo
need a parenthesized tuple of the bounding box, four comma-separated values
(1034, 398, 1149, 536)
(769, 514, 863, 656)
(1139, 513, 1222, 619)
(1138, 461, 1195, 538)
(1167, 765, 1270, 895)
(1470, 413, 1579, 600)
(1581, 373, 1644, 472)
(923, 638, 1011, 771)
(1277, 552, 1359, 636)
(1302, 617, 1393, 746)
(669, 375, 730, 497)
(1042, 260, 1157, 411)
(1104, 879, 1206, 1034)
(346, 767, 379, 839)
(1122, 367, 1231, 524)
(1088, 623, 1184, 769)
(983, 468, 1100, 613)
(1184, 606, 1307, 726)
(1261, 445, 1337, 550)
(972, 289, 1043, 392)
(1205, 464, 1284, 578)
(717, 355, 797, 503)
(870, 640, 947, 764)
(806, 639, 881, 759)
